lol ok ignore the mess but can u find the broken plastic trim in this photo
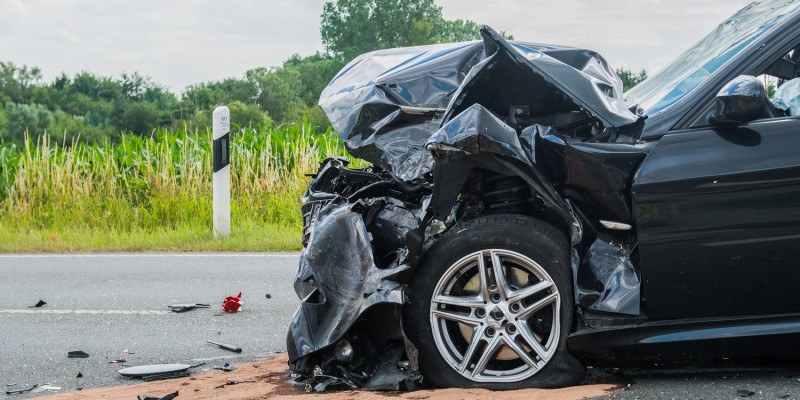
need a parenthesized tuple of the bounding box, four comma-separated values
(572, 239, 641, 315)
(288, 199, 410, 361)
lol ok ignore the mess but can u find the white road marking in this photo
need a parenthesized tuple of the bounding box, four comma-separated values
(0, 253, 300, 258)
(0, 309, 170, 315)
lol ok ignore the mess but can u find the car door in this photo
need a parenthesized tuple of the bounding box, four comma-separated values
(632, 117, 800, 320)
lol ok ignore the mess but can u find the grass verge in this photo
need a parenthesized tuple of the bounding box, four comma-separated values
(0, 121, 361, 252)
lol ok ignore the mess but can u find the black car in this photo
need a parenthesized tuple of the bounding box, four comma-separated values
(287, 0, 800, 391)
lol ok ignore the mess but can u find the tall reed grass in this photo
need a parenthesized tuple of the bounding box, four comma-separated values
(0, 121, 360, 251)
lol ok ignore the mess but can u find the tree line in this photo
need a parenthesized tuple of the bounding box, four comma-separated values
(0, 0, 645, 147)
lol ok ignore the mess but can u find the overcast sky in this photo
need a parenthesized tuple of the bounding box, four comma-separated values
(0, 0, 752, 93)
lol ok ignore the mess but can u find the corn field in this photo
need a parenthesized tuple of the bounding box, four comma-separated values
(0, 122, 359, 250)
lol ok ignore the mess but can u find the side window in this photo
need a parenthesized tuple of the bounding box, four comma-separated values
(688, 44, 800, 128)
(763, 46, 800, 117)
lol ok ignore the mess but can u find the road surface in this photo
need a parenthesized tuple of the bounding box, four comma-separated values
(1, 253, 800, 399)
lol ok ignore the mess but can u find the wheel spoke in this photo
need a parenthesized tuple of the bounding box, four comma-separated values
(515, 321, 548, 361)
(432, 294, 484, 309)
(502, 335, 538, 369)
(431, 308, 481, 326)
(476, 252, 491, 302)
(470, 334, 502, 379)
(507, 280, 553, 304)
(490, 251, 511, 299)
(518, 291, 558, 319)
(459, 325, 486, 373)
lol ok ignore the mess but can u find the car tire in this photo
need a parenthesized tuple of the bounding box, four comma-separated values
(403, 214, 584, 389)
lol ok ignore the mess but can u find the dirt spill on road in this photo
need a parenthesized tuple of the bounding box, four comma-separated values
(43, 353, 619, 399)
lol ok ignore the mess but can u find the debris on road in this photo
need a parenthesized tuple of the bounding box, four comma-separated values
(206, 340, 242, 353)
(119, 364, 193, 380)
(221, 292, 242, 313)
(28, 300, 47, 308)
(5, 384, 37, 395)
(137, 391, 179, 400)
(76, 372, 83, 378)
(31, 384, 62, 393)
(167, 303, 210, 313)
(109, 359, 127, 364)
(142, 373, 190, 382)
(737, 389, 756, 397)
(264, 293, 271, 299)
(68, 350, 90, 358)
(213, 363, 236, 372)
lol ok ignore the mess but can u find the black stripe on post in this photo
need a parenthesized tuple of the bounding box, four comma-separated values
(213, 133, 230, 173)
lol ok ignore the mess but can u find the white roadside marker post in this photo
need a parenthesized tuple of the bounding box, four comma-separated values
(212, 106, 231, 237)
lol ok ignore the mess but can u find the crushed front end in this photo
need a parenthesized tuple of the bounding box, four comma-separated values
(287, 25, 648, 390)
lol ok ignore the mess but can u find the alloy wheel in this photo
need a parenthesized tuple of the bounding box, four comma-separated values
(429, 249, 560, 382)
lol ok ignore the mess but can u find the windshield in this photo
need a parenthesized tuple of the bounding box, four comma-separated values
(624, 0, 800, 115)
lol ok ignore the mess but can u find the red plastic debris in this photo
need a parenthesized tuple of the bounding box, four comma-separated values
(222, 292, 243, 313)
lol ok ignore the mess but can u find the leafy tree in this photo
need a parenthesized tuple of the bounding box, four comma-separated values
(117, 102, 159, 135)
(320, 0, 488, 61)
(245, 67, 306, 122)
(616, 67, 648, 92)
(3, 103, 54, 145)
(283, 54, 345, 105)
(188, 100, 272, 132)
(0, 62, 42, 104)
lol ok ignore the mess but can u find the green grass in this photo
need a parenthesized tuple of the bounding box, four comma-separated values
(0, 121, 363, 252)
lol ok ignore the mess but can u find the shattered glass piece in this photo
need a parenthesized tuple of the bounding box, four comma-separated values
(67, 350, 89, 358)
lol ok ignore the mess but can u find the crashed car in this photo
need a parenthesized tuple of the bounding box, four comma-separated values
(287, 0, 800, 390)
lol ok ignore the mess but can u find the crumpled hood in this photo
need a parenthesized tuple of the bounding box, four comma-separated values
(319, 26, 637, 181)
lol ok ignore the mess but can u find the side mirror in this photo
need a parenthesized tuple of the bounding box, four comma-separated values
(709, 75, 769, 124)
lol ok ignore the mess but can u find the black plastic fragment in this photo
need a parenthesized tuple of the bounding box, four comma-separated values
(68, 350, 89, 358)
(109, 359, 127, 364)
(207, 340, 242, 353)
(168, 304, 210, 313)
(138, 391, 179, 400)
(265, 293, 272, 299)
(29, 300, 47, 308)
(737, 389, 755, 397)
(5, 384, 37, 395)
(76, 372, 83, 378)
(142, 372, 190, 382)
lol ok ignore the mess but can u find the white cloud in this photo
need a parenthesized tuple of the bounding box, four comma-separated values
(0, 0, 753, 92)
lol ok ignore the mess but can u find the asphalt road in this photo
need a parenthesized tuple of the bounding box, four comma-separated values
(0, 253, 300, 398)
(2, 253, 800, 399)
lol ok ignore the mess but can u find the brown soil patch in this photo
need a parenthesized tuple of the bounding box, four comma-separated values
(43, 353, 619, 399)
